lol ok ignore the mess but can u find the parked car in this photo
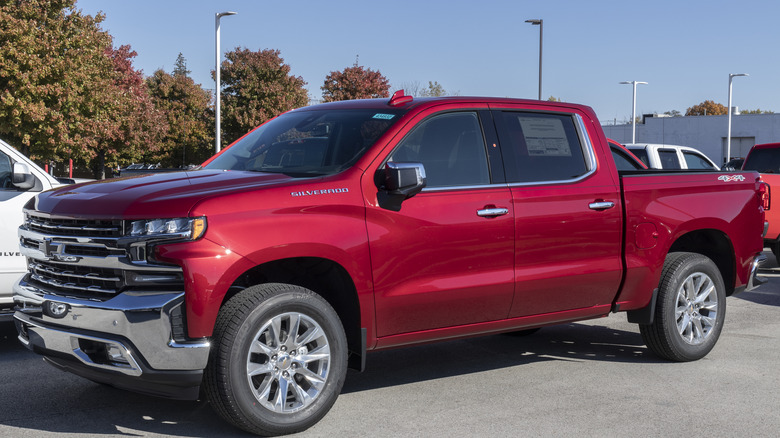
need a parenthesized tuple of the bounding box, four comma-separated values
(742, 142, 780, 259)
(0, 138, 69, 321)
(13, 94, 766, 435)
(626, 143, 720, 170)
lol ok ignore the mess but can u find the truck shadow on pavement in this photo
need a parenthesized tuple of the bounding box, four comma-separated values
(1, 320, 653, 437)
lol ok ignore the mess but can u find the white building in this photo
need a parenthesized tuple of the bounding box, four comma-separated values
(602, 113, 780, 165)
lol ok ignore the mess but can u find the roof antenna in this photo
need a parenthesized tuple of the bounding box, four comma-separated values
(389, 89, 413, 107)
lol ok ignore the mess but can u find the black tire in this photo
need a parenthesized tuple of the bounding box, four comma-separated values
(639, 252, 726, 362)
(204, 283, 347, 436)
(771, 241, 780, 263)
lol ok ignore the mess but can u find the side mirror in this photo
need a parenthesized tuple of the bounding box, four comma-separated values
(12, 162, 35, 189)
(376, 162, 427, 211)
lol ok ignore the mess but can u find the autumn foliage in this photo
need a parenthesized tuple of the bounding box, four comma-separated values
(219, 48, 308, 145)
(685, 100, 728, 116)
(321, 64, 390, 102)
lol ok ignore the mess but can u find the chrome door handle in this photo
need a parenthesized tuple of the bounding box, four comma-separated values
(589, 201, 615, 210)
(477, 207, 509, 217)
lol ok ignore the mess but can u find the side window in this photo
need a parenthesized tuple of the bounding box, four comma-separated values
(658, 149, 681, 169)
(683, 151, 714, 169)
(630, 148, 650, 167)
(0, 151, 12, 190)
(495, 111, 589, 183)
(611, 147, 643, 170)
(389, 112, 490, 188)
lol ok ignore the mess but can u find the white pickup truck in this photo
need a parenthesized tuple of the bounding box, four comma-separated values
(626, 143, 720, 170)
(1, 138, 67, 320)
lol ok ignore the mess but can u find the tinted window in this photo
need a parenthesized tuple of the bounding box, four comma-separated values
(683, 151, 714, 169)
(206, 109, 403, 176)
(0, 151, 11, 190)
(629, 148, 650, 167)
(611, 146, 644, 170)
(389, 112, 490, 188)
(743, 148, 780, 173)
(658, 149, 681, 169)
(495, 111, 588, 183)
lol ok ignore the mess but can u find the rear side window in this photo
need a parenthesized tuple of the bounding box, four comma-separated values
(658, 149, 681, 169)
(494, 111, 589, 183)
(744, 148, 780, 173)
(683, 151, 714, 169)
(630, 148, 650, 167)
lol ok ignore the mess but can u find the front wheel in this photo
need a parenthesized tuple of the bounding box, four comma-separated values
(639, 252, 726, 362)
(204, 283, 347, 436)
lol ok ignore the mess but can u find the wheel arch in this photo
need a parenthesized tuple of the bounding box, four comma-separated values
(668, 228, 736, 296)
(224, 257, 365, 371)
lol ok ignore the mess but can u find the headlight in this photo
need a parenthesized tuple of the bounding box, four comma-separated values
(128, 217, 207, 240)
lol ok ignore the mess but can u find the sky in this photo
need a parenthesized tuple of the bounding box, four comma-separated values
(76, 0, 780, 125)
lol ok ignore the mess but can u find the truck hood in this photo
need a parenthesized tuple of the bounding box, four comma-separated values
(31, 170, 300, 219)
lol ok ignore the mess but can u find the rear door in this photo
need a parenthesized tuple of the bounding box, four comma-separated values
(366, 106, 515, 337)
(491, 107, 623, 317)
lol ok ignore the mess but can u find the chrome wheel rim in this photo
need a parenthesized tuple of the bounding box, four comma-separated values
(675, 272, 718, 345)
(246, 312, 331, 413)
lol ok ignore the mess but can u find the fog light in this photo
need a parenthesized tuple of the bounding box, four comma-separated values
(106, 344, 130, 365)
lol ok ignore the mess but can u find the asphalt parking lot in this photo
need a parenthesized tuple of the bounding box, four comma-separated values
(1, 252, 779, 437)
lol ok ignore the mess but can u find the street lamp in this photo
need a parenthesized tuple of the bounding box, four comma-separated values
(525, 19, 543, 100)
(619, 81, 648, 144)
(215, 11, 237, 154)
(727, 73, 748, 164)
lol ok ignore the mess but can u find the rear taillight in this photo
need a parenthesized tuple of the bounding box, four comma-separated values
(759, 181, 771, 211)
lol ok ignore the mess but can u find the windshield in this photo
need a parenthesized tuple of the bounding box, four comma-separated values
(743, 148, 780, 174)
(205, 108, 404, 176)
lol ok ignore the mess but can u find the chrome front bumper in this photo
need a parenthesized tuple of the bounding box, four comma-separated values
(13, 276, 210, 376)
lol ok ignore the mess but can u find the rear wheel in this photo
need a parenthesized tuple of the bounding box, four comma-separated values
(204, 283, 347, 436)
(639, 252, 726, 362)
(771, 241, 780, 262)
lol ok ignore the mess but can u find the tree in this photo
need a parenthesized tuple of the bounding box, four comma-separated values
(0, 0, 112, 162)
(219, 48, 308, 145)
(173, 52, 191, 77)
(147, 63, 213, 167)
(664, 110, 682, 117)
(321, 63, 390, 102)
(685, 100, 727, 116)
(739, 108, 775, 114)
(419, 81, 446, 97)
(547, 96, 562, 102)
(81, 45, 168, 179)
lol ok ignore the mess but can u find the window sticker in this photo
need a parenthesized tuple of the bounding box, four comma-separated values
(517, 116, 572, 157)
(372, 113, 396, 120)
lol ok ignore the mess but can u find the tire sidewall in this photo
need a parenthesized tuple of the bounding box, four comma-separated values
(224, 286, 347, 433)
(661, 255, 726, 361)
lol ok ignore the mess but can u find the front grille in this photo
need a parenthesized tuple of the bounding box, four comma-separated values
(22, 213, 185, 301)
(26, 214, 123, 238)
(29, 260, 123, 297)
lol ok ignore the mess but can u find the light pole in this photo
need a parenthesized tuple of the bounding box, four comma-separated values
(619, 81, 648, 144)
(727, 73, 748, 164)
(215, 11, 237, 154)
(525, 19, 543, 100)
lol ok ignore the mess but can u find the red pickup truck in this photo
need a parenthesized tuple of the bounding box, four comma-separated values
(13, 93, 767, 436)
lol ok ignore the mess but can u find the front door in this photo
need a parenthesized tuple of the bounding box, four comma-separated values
(366, 109, 515, 337)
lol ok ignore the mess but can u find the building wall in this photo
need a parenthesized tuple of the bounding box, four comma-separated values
(602, 113, 780, 165)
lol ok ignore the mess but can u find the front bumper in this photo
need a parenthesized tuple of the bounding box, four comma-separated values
(13, 276, 210, 399)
